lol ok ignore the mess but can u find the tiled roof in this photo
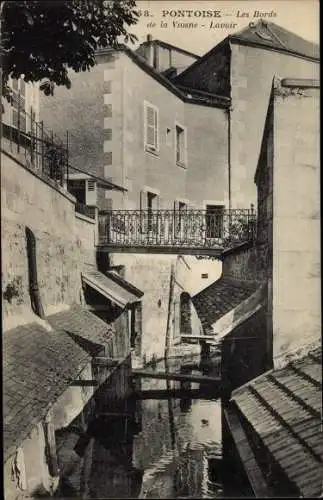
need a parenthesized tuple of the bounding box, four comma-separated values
(47, 304, 114, 355)
(230, 20, 319, 61)
(232, 346, 323, 497)
(96, 46, 230, 109)
(82, 266, 143, 309)
(192, 277, 258, 334)
(3, 322, 90, 461)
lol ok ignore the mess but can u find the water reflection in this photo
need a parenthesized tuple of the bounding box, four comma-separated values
(56, 355, 224, 499)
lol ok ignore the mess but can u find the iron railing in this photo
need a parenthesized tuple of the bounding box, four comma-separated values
(1, 88, 69, 187)
(98, 208, 256, 249)
(75, 203, 96, 220)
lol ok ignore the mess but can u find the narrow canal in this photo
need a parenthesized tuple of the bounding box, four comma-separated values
(55, 351, 235, 499)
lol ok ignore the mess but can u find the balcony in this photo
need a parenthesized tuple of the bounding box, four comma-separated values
(97, 208, 256, 255)
(1, 88, 68, 188)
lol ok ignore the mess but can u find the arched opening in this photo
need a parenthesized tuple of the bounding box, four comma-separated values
(180, 291, 192, 335)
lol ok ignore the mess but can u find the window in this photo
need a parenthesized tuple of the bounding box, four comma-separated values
(147, 191, 157, 232)
(174, 200, 187, 235)
(175, 124, 187, 166)
(206, 205, 225, 239)
(86, 179, 97, 206)
(11, 78, 26, 133)
(144, 101, 159, 153)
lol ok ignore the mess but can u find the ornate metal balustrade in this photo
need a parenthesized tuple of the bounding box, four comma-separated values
(98, 208, 256, 254)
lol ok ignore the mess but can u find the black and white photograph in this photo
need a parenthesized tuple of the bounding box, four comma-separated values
(1, 0, 321, 498)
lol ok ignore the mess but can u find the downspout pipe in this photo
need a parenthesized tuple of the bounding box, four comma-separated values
(25, 226, 45, 318)
(227, 106, 232, 211)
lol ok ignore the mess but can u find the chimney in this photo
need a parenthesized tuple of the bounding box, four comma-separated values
(144, 34, 154, 67)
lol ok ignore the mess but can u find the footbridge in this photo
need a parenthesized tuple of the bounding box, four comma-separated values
(97, 208, 256, 256)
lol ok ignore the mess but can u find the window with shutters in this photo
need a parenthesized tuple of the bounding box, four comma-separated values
(85, 179, 97, 206)
(144, 101, 159, 153)
(11, 78, 26, 133)
(175, 122, 187, 167)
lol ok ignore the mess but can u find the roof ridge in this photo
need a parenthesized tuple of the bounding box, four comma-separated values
(137, 38, 200, 59)
(266, 20, 319, 48)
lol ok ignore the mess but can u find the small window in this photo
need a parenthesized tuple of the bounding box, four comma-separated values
(201, 273, 209, 279)
(175, 124, 187, 166)
(88, 180, 95, 191)
(144, 101, 159, 153)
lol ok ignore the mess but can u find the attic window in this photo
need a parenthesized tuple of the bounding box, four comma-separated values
(201, 273, 208, 279)
(256, 29, 273, 41)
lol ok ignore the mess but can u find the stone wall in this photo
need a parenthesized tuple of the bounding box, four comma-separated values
(1, 150, 96, 331)
(221, 243, 268, 285)
(110, 253, 216, 362)
(4, 423, 58, 500)
(230, 44, 319, 207)
(271, 84, 320, 366)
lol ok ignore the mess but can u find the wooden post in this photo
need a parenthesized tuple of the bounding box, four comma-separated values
(44, 411, 59, 477)
(164, 262, 175, 360)
(17, 90, 21, 153)
(40, 120, 44, 174)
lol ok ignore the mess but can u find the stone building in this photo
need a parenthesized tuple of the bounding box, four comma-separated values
(1, 80, 144, 498)
(218, 78, 321, 496)
(174, 20, 319, 207)
(38, 39, 229, 362)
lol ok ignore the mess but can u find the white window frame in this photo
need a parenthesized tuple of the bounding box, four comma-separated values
(144, 100, 159, 154)
(174, 121, 187, 168)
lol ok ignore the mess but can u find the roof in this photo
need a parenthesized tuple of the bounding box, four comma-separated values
(82, 265, 143, 309)
(229, 346, 322, 497)
(3, 322, 91, 461)
(68, 163, 127, 192)
(174, 20, 319, 87)
(47, 304, 114, 355)
(96, 46, 230, 109)
(229, 20, 319, 61)
(192, 277, 259, 335)
(136, 39, 200, 60)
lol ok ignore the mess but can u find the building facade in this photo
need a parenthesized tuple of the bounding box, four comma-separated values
(175, 20, 320, 207)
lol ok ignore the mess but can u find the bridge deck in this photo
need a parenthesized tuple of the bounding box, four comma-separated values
(96, 244, 224, 256)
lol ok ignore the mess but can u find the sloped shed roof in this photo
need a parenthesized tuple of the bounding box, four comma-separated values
(192, 277, 258, 335)
(3, 322, 91, 462)
(47, 304, 114, 355)
(229, 346, 322, 497)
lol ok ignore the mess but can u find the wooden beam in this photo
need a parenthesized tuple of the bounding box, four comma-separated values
(223, 406, 271, 497)
(134, 388, 222, 400)
(132, 369, 221, 384)
(181, 334, 219, 341)
(70, 380, 99, 387)
(92, 357, 122, 367)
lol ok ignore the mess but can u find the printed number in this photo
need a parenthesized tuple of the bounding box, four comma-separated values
(137, 10, 150, 17)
